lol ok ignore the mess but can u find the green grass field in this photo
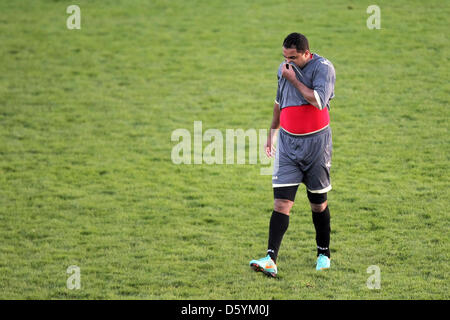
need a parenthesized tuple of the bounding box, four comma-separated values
(0, 0, 449, 299)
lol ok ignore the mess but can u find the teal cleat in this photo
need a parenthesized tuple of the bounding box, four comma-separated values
(249, 255, 277, 278)
(316, 254, 331, 271)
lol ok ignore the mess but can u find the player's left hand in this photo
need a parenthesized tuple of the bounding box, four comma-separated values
(281, 63, 297, 83)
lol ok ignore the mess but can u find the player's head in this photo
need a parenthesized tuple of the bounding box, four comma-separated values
(282, 33, 311, 67)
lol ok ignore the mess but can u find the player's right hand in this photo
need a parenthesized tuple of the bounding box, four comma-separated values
(264, 139, 276, 158)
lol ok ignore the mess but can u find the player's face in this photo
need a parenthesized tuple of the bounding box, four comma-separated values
(283, 47, 311, 68)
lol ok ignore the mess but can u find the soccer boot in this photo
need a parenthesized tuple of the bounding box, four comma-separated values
(249, 255, 277, 278)
(316, 253, 331, 271)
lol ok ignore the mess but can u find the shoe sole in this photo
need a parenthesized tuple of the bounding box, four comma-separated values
(316, 266, 330, 271)
(250, 263, 277, 278)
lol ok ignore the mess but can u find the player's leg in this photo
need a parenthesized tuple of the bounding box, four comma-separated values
(267, 129, 303, 264)
(250, 129, 301, 277)
(303, 127, 332, 270)
(249, 185, 299, 278)
(267, 185, 299, 262)
(307, 190, 331, 258)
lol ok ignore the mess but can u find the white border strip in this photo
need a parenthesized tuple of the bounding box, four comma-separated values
(313, 90, 323, 110)
(272, 183, 301, 188)
(280, 124, 329, 136)
(307, 185, 332, 194)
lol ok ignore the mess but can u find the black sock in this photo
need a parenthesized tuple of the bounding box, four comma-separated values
(267, 210, 289, 263)
(312, 206, 331, 258)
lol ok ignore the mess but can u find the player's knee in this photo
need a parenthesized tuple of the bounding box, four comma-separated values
(273, 185, 298, 215)
(310, 201, 327, 213)
(274, 199, 294, 215)
(307, 191, 328, 213)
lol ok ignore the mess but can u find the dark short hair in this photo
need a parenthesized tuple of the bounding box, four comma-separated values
(283, 33, 309, 52)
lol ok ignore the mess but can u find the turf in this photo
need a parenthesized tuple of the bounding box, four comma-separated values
(0, 0, 448, 299)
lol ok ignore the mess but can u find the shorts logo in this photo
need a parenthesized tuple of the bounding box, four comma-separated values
(325, 161, 331, 168)
(272, 176, 278, 180)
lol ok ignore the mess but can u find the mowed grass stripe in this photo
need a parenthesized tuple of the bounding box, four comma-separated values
(0, 0, 448, 299)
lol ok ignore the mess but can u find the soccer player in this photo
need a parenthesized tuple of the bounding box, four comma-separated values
(250, 33, 336, 277)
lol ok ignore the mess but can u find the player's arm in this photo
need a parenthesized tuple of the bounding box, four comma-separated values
(289, 79, 320, 109)
(281, 64, 321, 109)
(270, 101, 280, 130)
(264, 102, 280, 158)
